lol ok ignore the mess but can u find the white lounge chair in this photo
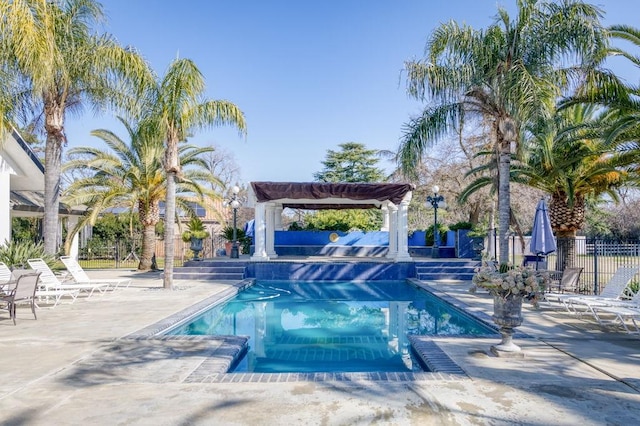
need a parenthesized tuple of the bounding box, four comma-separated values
(27, 258, 110, 297)
(60, 256, 131, 290)
(580, 289, 640, 334)
(0, 262, 11, 284)
(561, 266, 639, 316)
(592, 304, 640, 334)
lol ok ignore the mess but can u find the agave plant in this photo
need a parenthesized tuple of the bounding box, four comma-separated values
(0, 240, 56, 269)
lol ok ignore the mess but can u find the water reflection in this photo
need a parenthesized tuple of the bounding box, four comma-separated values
(172, 281, 492, 373)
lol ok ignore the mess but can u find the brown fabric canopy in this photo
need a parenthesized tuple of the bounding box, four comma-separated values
(250, 182, 415, 209)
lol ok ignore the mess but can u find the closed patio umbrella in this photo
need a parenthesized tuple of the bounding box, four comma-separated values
(529, 198, 557, 269)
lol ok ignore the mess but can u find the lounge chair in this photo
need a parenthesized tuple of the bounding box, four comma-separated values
(591, 304, 640, 334)
(27, 258, 110, 297)
(1, 272, 40, 325)
(60, 256, 131, 290)
(0, 262, 11, 284)
(560, 266, 639, 316)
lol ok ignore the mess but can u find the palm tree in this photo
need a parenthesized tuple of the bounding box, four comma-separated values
(62, 117, 220, 271)
(0, 0, 153, 255)
(397, 0, 607, 265)
(513, 104, 633, 269)
(143, 58, 246, 289)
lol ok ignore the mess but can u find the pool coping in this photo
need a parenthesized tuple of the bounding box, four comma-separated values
(124, 278, 511, 383)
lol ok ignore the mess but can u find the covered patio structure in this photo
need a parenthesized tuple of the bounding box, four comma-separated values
(247, 182, 415, 262)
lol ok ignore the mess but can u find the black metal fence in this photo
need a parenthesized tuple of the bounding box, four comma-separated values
(77, 233, 640, 296)
(78, 235, 228, 269)
(503, 234, 640, 295)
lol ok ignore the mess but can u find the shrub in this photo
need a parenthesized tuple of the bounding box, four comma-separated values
(425, 224, 448, 246)
(449, 221, 473, 231)
(0, 239, 56, 269)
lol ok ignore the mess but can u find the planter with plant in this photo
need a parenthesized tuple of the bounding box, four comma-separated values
(181, 217, 210, 261)
(220, 226, 246, 256)
(470, 262, 550, 355)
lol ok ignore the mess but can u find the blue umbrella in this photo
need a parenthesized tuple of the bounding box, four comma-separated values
(530, 199, 557, 267)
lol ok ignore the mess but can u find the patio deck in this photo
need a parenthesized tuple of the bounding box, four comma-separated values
(0, 268, 638, 425)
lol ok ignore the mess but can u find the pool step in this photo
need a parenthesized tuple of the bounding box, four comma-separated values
(172, 259, 479, 281)
(173, 261, 247, 281)
(414, 261, 479, 282)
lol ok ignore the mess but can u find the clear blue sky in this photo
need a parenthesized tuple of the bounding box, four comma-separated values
(64, 0, 640, 185)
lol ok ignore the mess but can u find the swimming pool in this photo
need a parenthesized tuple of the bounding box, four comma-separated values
(168, 279, 495, 373)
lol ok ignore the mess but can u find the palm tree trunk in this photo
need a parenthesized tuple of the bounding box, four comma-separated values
(163, 171, 176, 289)
(138, 223, 156, 270)
(555, 237, 574, 271)
(43, 114, 64, 255)
(498, 142, 511, 264)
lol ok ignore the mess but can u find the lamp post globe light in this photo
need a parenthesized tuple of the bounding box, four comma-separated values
(426, 185, 444, 259)
(226, 185, 241, 259)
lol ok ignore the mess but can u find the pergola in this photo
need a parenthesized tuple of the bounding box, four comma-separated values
(246, 182, 415, 261)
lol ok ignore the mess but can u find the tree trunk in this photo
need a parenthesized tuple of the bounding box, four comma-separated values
(137, 200, 159, 271)
(43, 105, 65, 255)
(138, 223, 156, 270)
(497, 141, 511, 264)
(163, 171, 177, 289)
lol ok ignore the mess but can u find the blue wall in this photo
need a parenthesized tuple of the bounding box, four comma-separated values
(276, 230, 456, 247)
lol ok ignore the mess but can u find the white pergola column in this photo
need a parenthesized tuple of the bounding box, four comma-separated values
(275, 205, 284, 230)
(250, 202, 268, 260)
(266, 202, 278, 258)
(380, 204, 389, 231)
(386, 203, 398, 260)
(395, 198, 412, 261)
(0, 168, 10, 244)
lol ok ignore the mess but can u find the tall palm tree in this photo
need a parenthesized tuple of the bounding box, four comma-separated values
(143, 58, 246, 289)
(0, 0, 153, 255)
(397, 0, 607, 265)
(513, 104, 633, 269)
(62, 118, 220, 271)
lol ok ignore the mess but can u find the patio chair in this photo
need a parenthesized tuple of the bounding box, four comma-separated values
(1, 271, 40, 325)
(560, 266, 639, 316)
(7, 269, 79, 308)
(540, 267, 583, 309)
(27, 258, 110, 297)
(60, 256, 131, 290)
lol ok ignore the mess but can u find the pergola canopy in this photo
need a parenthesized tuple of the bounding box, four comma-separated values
(249, 182, 415, 210)
(248, 181, 414, 262)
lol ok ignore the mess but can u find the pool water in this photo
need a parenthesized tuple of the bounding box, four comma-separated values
(168, 280, 493, 373)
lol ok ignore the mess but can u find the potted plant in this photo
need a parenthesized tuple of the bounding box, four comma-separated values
(470, 262, 550, 355)
(220, 226, 246, 256)
(181, 217, 210, 260)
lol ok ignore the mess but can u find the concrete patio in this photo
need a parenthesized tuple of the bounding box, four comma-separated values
(0, 269, 638, 425)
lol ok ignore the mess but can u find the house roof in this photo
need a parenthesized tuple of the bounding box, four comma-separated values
(10, 190, 84, 217)
(0, 128, 45, 191)
(248, 182, 415, 209)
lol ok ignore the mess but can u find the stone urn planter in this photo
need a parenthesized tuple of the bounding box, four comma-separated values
(470, 262, 551, 357)
(491, 295, 523, 355)
(190, 237, 204, 261)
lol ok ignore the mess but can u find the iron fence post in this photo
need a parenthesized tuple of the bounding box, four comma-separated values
(593, 239, 599, 295)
